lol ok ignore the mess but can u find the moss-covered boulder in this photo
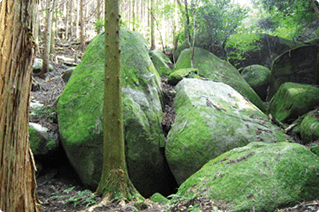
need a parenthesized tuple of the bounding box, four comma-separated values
(29, 123, 59, 160)
(167, 68, 200, 85)
(173, 142, 319, 212)
(300, 109, 319, 144)
(268, 82, 319, 123)
(62, 66, 76, 83)
(175, 47, 266, 112)
(241, 65, 271, 101)
(150, 192, 170, 205)
(149, 49, 173, 76)
(311, 145, 319, 156)
(57, 28, 175, 197)
(268, 45, 319, 100)
(165, 78, 292, 185)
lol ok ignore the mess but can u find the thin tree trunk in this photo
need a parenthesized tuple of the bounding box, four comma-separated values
(150, 0, 155, 50)
(0, 0, 43, 211)
(76, 0, 80, 39)
(95, 0, 141, 202)
(65, 0, 69, 39)
(50, 0, 56, 55)
(97, 0, 101, 33)
(80, 0, 85, 52)
(41, 0, 53, 78)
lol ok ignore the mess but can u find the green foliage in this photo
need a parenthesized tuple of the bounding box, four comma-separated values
(30, 104, 56, 123)
(226, 31, 261, 64)
(64, 189, 97, 207)
(253, 0, 318, 40)
(50, 188, 96, 208)
(93, 19, 104, 33)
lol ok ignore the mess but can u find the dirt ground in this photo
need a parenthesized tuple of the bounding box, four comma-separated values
(31, 43, 319, 212)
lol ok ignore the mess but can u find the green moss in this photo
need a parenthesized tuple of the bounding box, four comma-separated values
(268, 82, 319, 122)
(300, 110, 319, 144)
(174, 142, 319, 211)
(166, 79, 292, 185)
(29, 126, 42, 155)
(57, 28, 168, 195)
(150, 193, 170, 204)
(149, 49, 172, 76)
(310, 145, 319, 156)
(175, 48, 266, 112)
(167, 68, 199, 85)
(241, 65, 271, 88)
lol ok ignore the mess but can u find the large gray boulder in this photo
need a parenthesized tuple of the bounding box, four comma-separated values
(175, 47, 266, 112)
(173, 142, 319, 212)
(57, 28, 175, 197)
(268, 45, 319, 100)
(165, 78, 292, 185)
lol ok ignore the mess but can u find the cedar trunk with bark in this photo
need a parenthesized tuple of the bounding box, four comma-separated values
(95, 0, 141, 201)
(0, 0, 43, 211)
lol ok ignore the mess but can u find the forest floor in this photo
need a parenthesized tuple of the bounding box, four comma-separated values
(31, 43, 319, 211)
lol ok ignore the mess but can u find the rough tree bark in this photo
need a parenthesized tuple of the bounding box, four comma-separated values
(94, 0, 142, 203)
(0, 0, 43, 211)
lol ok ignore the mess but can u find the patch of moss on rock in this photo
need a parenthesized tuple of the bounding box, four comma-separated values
(167, 68, 200, 85)
(268, 82, 319, 122)
(174, 142, 319, 212)
(150, 193, 170, 205)
(29, 125, 58, 156)
(300, 110, 319, 144)
(175, 47, 266, 112)
(149, 49, 173, 76)
(241, 65, 271, 101)
(57, 28, 171, 197)
(310, 145, 319, 156)
(165, 79, 292, 185)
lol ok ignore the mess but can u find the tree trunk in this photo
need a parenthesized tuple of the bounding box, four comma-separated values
(76, 0, 80, 39)
(0, 0, 43, 211)
(50, 0, 56, 55)
(95, 0, 141, 201)
(80, 0, 85, 52)
(41, 0, 53, 78)
(150, 0, 155, 50)
(65, 0, 69, 40)
(97, 0, 101, 33)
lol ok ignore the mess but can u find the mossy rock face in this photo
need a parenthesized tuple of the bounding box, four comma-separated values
(167, 68, 200, 85)
(149, 49, 173, 76)
(241, 65, 271, 101)
(268, 82, 319, 123)
(310, 145, 319, 156)
(300, 109, 319, 144)
(150, 192, 170, 205)
(29, 123, 59, 159)
(268, 45, 319, 100)
(165, 79, 292, 185)
(33, 58, 54, 73)
(57, 28, 172, 197)
(174, 142, 319, 212)
(62, 67, 76, 83)
(175, 47, 266, 112)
